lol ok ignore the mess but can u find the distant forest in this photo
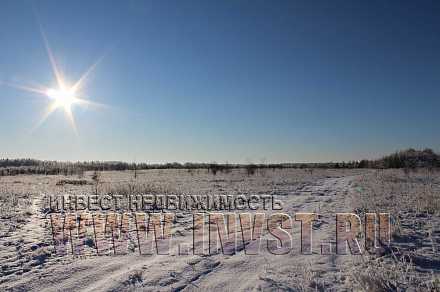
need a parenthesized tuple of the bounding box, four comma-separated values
(0, 148, 439, 176)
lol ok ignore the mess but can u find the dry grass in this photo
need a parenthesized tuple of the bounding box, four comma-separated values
(0, 187, 32, 237)
(351, 169, 440, 291)
(56, 179, 91, 186)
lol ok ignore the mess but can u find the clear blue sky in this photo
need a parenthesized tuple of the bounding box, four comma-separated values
(1, 0, 439, 163)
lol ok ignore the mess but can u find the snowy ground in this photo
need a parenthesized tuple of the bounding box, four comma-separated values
(0, 168, 439, 291)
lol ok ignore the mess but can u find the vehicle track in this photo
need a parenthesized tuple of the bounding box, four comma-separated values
(1, 175, 360, 291)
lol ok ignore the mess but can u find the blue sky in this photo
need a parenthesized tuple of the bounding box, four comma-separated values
(1, 0, 439, 163)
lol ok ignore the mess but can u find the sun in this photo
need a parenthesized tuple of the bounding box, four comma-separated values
(3, 24, 107, 135)
(46, 87, 79, 111)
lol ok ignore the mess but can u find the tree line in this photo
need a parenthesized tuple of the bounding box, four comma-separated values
(0, 148, 438, 177)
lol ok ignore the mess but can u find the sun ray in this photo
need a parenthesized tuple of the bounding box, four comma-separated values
(75, 97, 110, 109)
(3, 82, 48, 96)
(30, 102, 59, 133)
(38, 23, 65, 90)
(71, 54, 106, 93)
(64, 106, 79, 137)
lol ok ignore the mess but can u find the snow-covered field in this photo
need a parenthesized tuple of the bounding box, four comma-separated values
(0, 168, 439, 291)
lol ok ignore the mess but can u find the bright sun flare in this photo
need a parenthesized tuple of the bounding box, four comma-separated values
(46, 87, 79, 111)
(4, 24, 106, 135)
